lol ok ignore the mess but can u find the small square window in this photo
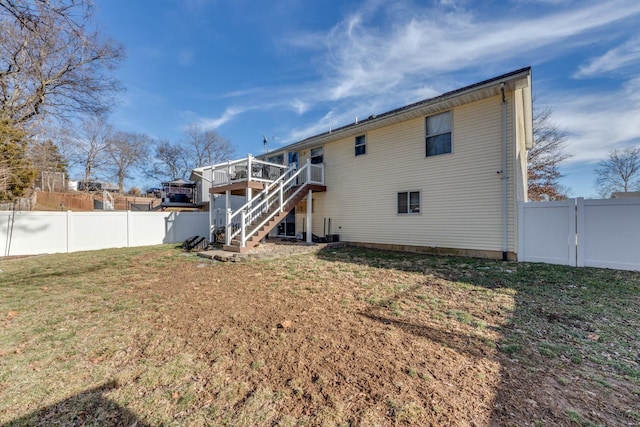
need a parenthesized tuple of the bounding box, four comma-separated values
(397, 191, 420, 214)
(426, 111, 452, 157)
(355, 135, 366, 156)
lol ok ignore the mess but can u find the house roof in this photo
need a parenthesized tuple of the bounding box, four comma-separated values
(162, 178, 195, 187)
(611, 191, 640, 198)
(263, 67, 532, 155)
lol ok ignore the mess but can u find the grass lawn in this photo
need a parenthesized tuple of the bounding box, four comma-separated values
(0, 245, 638, 426)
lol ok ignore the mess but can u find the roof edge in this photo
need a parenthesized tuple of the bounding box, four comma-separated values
(265, 67, 532, 154)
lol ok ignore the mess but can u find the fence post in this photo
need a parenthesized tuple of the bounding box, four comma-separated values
(566, 198, 577, 267)
(66, 210, 72, 253)
(517, 201, 524, 261)
(576, 197, 584, 267)
(127, 210, 132, 247)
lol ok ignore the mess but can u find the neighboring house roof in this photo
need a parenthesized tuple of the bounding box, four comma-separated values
(611, 191, 640, 198)
(263, 67, 532, 156)
(162, 178, 194, 187)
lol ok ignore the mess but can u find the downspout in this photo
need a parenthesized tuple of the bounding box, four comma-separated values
(501, 82, 508, 261)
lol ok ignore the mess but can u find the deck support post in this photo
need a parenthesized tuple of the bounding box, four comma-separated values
(306, 189, 312, 244)
(225, 208, 231, 246)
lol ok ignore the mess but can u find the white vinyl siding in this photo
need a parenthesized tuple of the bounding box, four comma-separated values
(301, 94, 521, 253)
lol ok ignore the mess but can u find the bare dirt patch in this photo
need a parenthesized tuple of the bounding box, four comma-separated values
(0, 245, 638, 426)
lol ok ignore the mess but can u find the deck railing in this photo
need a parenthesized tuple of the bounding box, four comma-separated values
(209, 155, 289, 187)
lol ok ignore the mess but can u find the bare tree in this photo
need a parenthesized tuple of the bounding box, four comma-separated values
(65, 116, 112, 189)
(106, 131, 150, 192)
(527, 105, 571, 201)
(144, 126, 235, 183)
(29, 138, 67, 191)
(594, 146, 640, 197)
(184, 124, 234, 168)
(0, 0, 124, 125)
(145, 139, 191, 182)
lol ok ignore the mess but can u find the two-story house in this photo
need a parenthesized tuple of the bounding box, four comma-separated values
(191, 67, 533, 260)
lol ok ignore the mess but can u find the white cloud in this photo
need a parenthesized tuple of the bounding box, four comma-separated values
(282, 96, 395, 144)
(290, 99, 309, 115)
(574, 37, 640, 78)
(283, 113, 336, 144)
(310, 0, 640, 102)
(221, 87, 267, 99)
(197, 106, 249, 130)
(192, 0, 640, 146)
(270, 0, 639, 141)
(545, 77, 640, 164)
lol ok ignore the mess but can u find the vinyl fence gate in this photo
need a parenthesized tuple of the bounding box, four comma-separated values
(518, 197, 640, 271)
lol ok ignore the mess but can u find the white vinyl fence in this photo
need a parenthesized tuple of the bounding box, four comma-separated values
(518, 198, 640, 271)
(1, 210, 209, 256)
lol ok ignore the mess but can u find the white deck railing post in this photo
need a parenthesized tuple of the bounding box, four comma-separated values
(247, 155, 252, 182)
(240, 210, 246, 247)
(279, 182, 284, 212)
(306, 158, 311, 183)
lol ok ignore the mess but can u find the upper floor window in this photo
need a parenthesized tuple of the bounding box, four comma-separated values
(426, 111, 452, 157)
(355, 135, 366, 156)
(266, 153, 284, 164)
(310, 147, 323, 164)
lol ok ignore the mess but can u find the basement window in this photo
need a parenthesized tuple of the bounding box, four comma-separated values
(397, 191, 420, 214)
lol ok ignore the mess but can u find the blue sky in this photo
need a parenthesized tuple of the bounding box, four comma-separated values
(93, 0, 640, 197)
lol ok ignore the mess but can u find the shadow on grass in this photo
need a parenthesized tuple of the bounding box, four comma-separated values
(315, 245, 640, 426)
(359, 311, 495, 360)
(1, 381, 150, 427)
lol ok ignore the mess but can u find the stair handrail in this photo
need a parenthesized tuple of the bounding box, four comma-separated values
(103, 190, 114, 210)
(238, 166, 307, 245)
(226, 164, 296, 245)
(229, 164, 294, 217)
(225, 158, 324, 248)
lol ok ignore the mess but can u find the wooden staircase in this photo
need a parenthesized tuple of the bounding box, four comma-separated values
(223, 185, 311, 252)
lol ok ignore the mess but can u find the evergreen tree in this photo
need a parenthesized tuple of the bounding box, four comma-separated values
(0, 118, 37, 200)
